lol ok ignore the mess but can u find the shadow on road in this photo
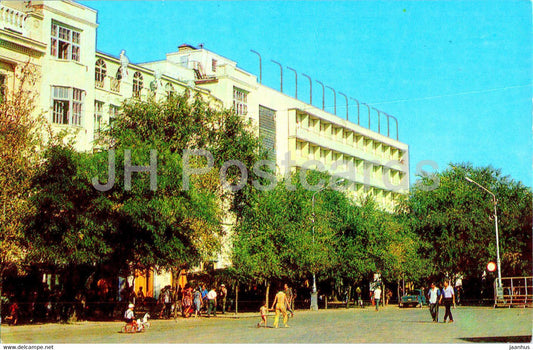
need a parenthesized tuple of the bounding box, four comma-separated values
(459, 335, 532, 343)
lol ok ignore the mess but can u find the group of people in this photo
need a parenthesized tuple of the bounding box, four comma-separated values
(123, 283, 228, 326)
(156, 283, 228, 319)
(427, 280, 455, 323)
(257, 284, 295, 329)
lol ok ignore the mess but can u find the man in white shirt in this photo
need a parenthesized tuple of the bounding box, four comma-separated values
(373, 286, 382, 311)
(207, 288, 217, 317)
(439, 280, 455, 323)
(428, 283, 441, 322)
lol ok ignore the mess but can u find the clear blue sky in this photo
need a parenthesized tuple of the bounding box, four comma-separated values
(80, 0, 532, 187)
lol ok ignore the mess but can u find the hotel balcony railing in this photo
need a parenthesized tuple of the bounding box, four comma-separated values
(291, 126, 406, 172)
(0, 5, 27, 36)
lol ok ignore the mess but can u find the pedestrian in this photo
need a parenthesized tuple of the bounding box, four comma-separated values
(163, 286, 172, 319)
(356, 286, 363, 307)
(374, 285, 382, 311)
(193, 285, 202, 318)
(257, 303, 268, 328)
(171, 286, 180, 319)
(428, 282, 440, 322)
(5, 299, 19, 325)
(439, 280, 455, 323)
(283, 283, 294, 317)
(271, 289, 289, 328)
(386, 289, 392, 306)
(219, 284, 227, 314)
(207, 287, 217, 317)
(201, 285, 208, 314)
(181, 284, 193, 318)
(137, 286, 145, 307)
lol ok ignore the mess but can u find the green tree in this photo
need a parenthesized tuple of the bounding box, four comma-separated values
(91, 91, 263, 275)
(232, 171, 341, 303)
(0, 63, 47, 311)
(331, 196, 425, 293)
(404, 163, 532, 281)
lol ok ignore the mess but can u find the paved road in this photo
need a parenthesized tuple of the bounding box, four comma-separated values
(1, 306, 532, 343)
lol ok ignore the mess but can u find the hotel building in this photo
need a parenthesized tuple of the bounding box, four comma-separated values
(1, 0, 409, 297)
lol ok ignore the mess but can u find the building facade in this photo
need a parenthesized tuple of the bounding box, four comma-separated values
(141, 45, 410, 211)
(1, 0, 409, 297)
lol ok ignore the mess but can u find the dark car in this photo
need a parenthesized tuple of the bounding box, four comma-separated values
(400, 289, 426, 308)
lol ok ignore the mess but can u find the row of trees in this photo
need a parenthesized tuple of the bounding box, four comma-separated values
(1, 67, 531, 317)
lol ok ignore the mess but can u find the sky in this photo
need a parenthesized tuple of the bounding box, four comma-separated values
(80, 0, 532, 187)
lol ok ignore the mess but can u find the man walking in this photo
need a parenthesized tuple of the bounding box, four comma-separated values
(374, 285, 382, 311)
(219, 284, 227, 314)
(283, 283, 294, 317)
(207, 287, 217, 317)
(428, 283, 440, 322)
(439, 280, 455, 323)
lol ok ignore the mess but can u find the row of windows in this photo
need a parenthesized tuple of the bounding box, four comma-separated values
(95, 58, 178, 98)
(296, 114, 403, 162)
(295, 140, 405, 185)
(293, 166, 401, 210)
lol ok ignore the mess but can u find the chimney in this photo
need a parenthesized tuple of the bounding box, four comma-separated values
(178, 43, 197, 53)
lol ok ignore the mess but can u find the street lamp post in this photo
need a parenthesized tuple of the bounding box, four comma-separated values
(465, 176, 503, 299)
(310, 178, 345, 311)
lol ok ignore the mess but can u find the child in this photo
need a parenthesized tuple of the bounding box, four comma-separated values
(257, 303, 268, 328)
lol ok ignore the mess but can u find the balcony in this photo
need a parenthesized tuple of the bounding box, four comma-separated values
(290, 126, 406, 172)
(0, 5, 27, 36)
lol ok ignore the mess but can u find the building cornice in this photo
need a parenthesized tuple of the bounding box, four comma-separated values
(0, 29, 47, 56)
(41, 4, 98, 29)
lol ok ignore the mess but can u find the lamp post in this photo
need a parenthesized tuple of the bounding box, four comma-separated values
(310, 178, 346, 310)
(465, 176, 503, 299)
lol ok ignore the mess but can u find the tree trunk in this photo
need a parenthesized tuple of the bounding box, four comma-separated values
(234, 284, 239, 315)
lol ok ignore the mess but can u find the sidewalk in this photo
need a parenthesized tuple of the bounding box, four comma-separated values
(2, 306, 531, 344)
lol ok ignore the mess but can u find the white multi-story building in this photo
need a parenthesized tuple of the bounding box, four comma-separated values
(141, 44, 410, 210)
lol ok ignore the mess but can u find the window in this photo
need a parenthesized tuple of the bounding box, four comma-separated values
(133, 72, 143, 99)
(50, 22, 81, 62)
(95, 59, 106, 88)
(94, 100, 104, 134)
(52, 86, 85, 126)
(109, 105, 119, 128)
(233, 87, 247, 116)
(212, 59, 217, 73)
(0, 74, 6, 103)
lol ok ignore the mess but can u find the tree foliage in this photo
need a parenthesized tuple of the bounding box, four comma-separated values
(0, 63, 47, 272)
(27, 91, 265, 276)
(232, 171, 424, 289)
(404, 163, 532, 280)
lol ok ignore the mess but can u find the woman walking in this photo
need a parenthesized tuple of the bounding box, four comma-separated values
(181, 284, 193, 318)
(193, 286, 202, 317)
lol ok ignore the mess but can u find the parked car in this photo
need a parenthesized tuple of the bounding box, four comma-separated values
(400, 289, 426, 308)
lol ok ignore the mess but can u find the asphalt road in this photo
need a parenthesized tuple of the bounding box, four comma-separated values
(1, 306, 532, 343)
